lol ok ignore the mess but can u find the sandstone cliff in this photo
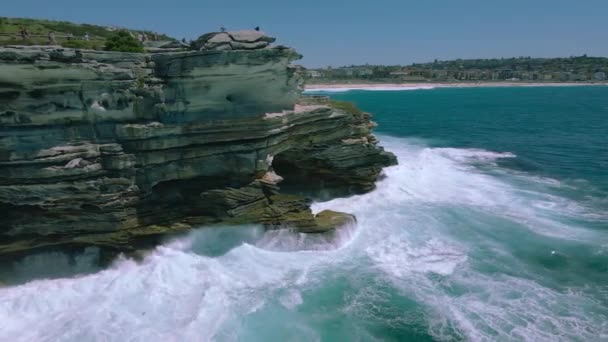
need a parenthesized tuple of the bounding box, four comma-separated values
(0, 31, 396, 258)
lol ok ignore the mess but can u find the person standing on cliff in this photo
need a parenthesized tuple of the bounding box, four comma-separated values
(255, 26, 260, 31)
(220, 25, 226, 32)
(47, 31, 56, 45)
(19, 27, 29, 41)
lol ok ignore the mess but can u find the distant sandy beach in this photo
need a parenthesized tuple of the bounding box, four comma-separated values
(305, 82, 607, 92)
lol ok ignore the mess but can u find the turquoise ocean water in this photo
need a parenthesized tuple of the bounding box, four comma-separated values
(0, 86, 607, 341)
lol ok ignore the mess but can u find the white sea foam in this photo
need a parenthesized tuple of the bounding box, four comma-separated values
(279, 289, 304, 310)
(0, 136, 605, 342)
(433, 147, 516, 163)
(314, 136, 607, 341)
(366, 237, 467, 277)
(423, 271, 607, 342)
(315, 136, 598, 241)
(0, 226, 355, 342)
(304, 85, 436, 93)
(254, 220, 358, 252)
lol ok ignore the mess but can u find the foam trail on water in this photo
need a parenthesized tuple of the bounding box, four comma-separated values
(1, 136, 606, 342)
(314, 135, 608, 341)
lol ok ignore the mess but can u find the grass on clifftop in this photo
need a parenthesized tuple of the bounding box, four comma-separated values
(0, 17, 175, 50)
(330, 100, 364, 116)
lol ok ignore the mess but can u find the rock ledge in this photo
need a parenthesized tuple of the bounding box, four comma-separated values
(0, 38, 396, 258)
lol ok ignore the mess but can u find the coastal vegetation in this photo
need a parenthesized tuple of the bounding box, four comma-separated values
(104, 30, 144, 53)
(329, 100, 364, 116)
(307, 56, 608, 83)
(0, 17, 174, 50)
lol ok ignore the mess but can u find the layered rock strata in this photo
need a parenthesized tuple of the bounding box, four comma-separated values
(0, 40, 396, 257)
(192, 30, 277, 51)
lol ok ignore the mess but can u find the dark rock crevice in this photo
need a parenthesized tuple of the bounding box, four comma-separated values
(0, 39, 396, 259)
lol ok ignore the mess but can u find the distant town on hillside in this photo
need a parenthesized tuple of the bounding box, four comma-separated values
(306, 56, 608, 83)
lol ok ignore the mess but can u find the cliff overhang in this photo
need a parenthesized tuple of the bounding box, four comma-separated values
(0, 38, 396, 259)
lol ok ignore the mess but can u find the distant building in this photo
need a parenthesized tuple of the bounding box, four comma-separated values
(401, 75, 426, 81)
(496, 68, 514, 80)
(593, 71, 606, 81)
(349, 67, 373, 77)
(552, 72, 569, 82)
(306, 70, 323, 78)
(333, 67, 373, 78)
(303, 57, 608, 83)
(568, 73, 586, 81)
(431, 70, 448, 79)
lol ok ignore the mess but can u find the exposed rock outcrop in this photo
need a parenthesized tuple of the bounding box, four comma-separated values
(0, 39, 396, 257)
(192, 30, 276, 51)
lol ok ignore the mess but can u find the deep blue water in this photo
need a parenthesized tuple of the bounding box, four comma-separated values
(1, 87, 607, 341)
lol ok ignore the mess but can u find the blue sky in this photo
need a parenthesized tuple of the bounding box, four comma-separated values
(3, 0, 607, 67)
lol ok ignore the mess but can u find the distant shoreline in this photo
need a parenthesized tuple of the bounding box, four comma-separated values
(304, 82, 607, 91)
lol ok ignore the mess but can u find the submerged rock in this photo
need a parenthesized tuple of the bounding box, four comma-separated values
(0, 34, 396, 257)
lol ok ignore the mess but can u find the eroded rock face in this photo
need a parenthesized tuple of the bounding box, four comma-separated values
(0, 43, 396, 257)
(192, 30, 277, 51)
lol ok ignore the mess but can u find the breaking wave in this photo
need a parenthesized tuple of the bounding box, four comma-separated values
(1, 136, 606, 341)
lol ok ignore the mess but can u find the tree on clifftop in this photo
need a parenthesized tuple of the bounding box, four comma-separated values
(104, 30, 144, 53)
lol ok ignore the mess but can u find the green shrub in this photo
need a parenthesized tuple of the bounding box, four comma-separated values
(136, 77, 145, 88)
(104, 30, 144, 53)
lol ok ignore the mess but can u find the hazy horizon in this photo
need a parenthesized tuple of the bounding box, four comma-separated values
(4, 0, 608, 67)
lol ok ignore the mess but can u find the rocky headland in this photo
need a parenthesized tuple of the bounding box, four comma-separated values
(0, 30, 397, 260)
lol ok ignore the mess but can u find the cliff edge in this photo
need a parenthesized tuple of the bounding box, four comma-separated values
(0, 31, 397, 257)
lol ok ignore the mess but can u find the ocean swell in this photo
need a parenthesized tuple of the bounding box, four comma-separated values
(1, 136, 607, 341)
